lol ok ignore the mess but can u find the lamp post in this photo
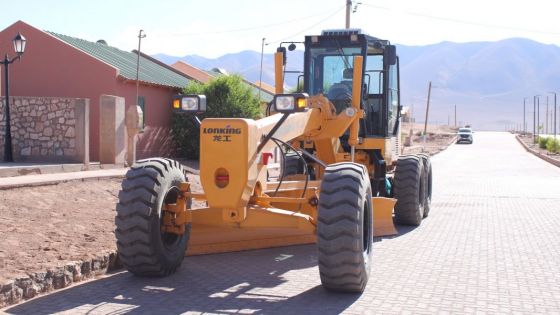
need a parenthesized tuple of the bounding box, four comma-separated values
(549, 91, 557, 139)
(523, 97, 529, 134)
(537, 96, 540, 138)
(135, 30, 146, 106)
(2, 32, 26, 162)
(258, 37, 266, 102)
(533, 95, 540, 143)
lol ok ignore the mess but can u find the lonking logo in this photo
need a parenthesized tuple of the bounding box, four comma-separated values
(203, 125, 241, 135)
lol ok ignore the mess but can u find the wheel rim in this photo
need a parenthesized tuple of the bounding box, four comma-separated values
(160, 186, 182, 250)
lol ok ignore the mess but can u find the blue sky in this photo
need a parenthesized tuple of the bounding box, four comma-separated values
(2, 0, 560, 58)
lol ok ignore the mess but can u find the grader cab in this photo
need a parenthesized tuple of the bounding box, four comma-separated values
(115, 29, 432, 292)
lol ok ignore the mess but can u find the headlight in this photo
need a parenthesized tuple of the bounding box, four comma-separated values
(273, 93, 308, 113)
(182, 97, 199, 111)
(172, 94, 207, 113)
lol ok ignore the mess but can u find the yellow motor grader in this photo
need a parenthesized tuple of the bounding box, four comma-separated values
(115, 29, 432, 292)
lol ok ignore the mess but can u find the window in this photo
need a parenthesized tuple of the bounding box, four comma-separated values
(365, 55, 383, 94)
(387, 63, 399, 134)
(307, 45, 362, 97)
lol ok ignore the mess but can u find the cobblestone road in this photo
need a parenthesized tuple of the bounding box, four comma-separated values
(3, 132, 560, 314)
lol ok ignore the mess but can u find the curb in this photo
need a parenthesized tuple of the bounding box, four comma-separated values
(0, 163, 198, 190)
(0, 251, 121, 308)
(515, 135, 560, 168)
(431, 135, 457, 156)
(0, 172, 127, 190)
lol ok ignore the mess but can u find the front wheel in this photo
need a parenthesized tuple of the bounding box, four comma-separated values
(115, 158, 190, 276)
(317, 162, 373, 293)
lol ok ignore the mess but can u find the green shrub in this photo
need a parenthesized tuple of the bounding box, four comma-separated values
(546, 137, 560, 153)
(538, 136, 549, 149)
(171, 75, 262, 159)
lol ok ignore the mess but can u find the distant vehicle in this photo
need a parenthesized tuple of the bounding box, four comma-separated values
(456, 127, 473, 144)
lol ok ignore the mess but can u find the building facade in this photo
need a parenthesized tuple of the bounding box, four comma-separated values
(0, 21, 190, 161)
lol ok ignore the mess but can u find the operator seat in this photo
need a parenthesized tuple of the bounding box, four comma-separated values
(327, 82, 352, 114)
(326, 68, 354, 114)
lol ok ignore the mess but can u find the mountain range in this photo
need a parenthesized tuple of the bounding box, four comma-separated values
(154, 38, 560, 131)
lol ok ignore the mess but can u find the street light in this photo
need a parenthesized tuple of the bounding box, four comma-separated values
(523, 97, 529, 134)
(549, 91, 557, 139)
(135, 30, 146, 107)
(533, 95, 540, 144)
(2, 32, 27, 162)
(258, 37, 267, 102)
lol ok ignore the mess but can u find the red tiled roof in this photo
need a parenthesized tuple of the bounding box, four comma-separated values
(253, 81, 276, 94)
(171, 61, 212, 83)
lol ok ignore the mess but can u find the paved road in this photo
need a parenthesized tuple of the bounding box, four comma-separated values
(3, 132, 560, 314)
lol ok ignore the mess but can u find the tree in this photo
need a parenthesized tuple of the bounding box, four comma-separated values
(171, 75, 262, 159)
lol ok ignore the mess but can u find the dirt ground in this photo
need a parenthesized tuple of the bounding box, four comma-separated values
(401, 122, 457, 155)
(0, 174, 203, 285)
(0, 124, 455, 287)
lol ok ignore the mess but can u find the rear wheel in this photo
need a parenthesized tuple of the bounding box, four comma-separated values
(317, 162, 373, 293)
(417, 153, 432, 218)
(393, 155, 425, 226)
(115, 158, 190, 276)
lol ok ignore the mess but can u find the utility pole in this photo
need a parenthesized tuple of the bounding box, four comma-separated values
(537, 97, 540, 138)
(454, 104, 457, 127)
(135, 30, 146, 106)
(345, 0, 352, 29)
(523, 97, 527, 134)
(546, 95, 549, 134)
(258, 37, 266, 102)
(554, 92, 557, 139)
(423, 81, 432, 140)
(533, 95, 538, 143)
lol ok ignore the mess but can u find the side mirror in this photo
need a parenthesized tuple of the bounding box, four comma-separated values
(386, 45, 397, 65)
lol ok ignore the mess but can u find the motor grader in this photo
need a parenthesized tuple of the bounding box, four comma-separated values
(115, 29, 432, 293)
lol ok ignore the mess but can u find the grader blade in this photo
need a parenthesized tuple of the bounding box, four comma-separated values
(372, 197, 398, 236)
(186, 206, 317, 256)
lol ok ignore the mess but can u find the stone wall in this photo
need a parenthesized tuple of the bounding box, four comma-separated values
(0, 97, 89, 163)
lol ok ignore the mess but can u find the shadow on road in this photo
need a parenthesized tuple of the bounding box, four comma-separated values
(374, 222, 419, 243)
(4, 245, 360, 315)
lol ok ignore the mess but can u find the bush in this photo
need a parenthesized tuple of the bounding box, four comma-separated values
(171, 75, 262, 159)
(538, 136, 549, 149)
(546, 137, 560, 153)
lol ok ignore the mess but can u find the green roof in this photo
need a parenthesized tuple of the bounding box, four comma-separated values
(48, 32, 189, 89)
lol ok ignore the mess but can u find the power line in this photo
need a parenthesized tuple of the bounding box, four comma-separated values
(169, 6, 345, 37)
(406, 11, 560, 35)
(267, 5, 346, 45)
(360, 3, 560, 36)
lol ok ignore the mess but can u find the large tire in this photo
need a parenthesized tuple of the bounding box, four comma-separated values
(393, 155, 425, 226)
(417, 153, 432, 218)
(317, 162, 373, 293)
(116, 158, 190, 276)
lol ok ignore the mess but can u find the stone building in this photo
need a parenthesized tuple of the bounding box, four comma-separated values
(0, 20, 190, 162)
